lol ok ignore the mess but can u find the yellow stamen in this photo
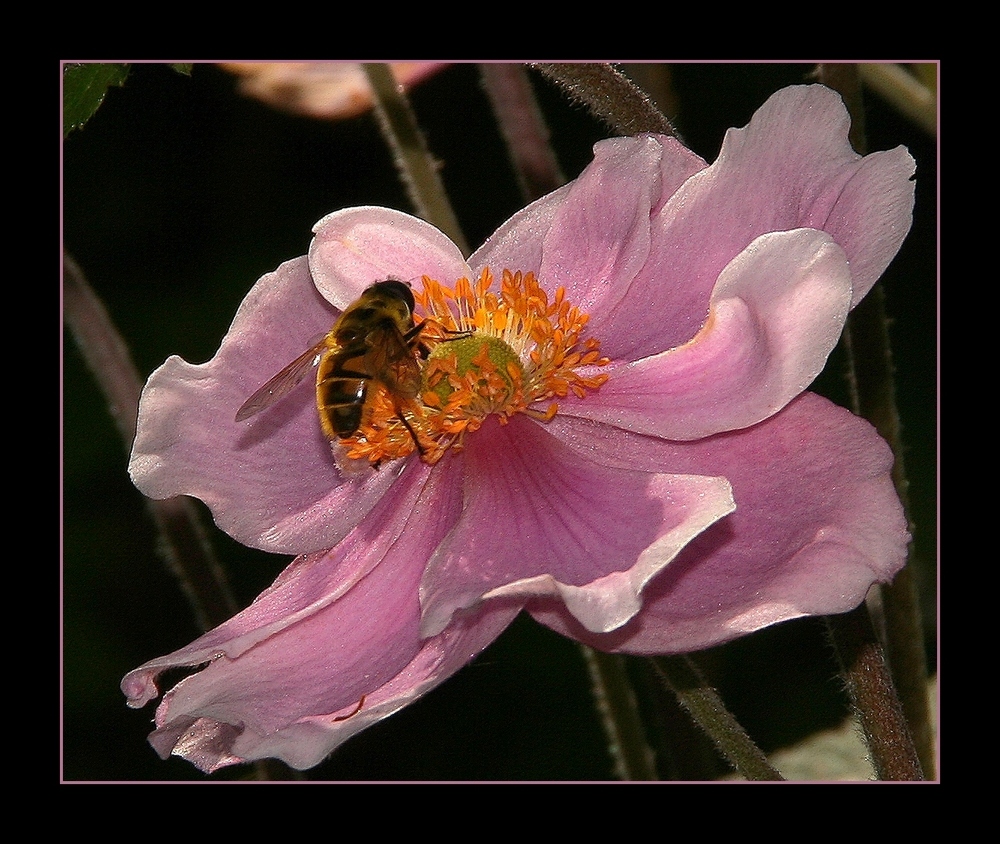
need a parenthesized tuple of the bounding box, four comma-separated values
(340, 268, 610, 466)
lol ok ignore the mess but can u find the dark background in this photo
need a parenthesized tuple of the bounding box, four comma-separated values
(62, 62, 937, 781)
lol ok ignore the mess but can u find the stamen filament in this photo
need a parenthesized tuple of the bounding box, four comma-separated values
(340, 268, 610, 466)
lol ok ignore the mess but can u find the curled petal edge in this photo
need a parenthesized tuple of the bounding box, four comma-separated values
(566, 228, 852, 440)
(144, 601, 523, 773)
(452, 474, 735, 637)
(309, 206, 471, 309)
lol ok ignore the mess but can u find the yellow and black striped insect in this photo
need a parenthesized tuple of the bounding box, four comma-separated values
(235, 279, 446, 450)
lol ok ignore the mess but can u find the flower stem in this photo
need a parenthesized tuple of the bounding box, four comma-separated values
(478, 64, 565, 200)
(650, 655, 784, 780)
(843, 284, 936, 778)
(581, 648, 659, 780)
(362, 62, 469, 257)
(858, 63, 937, 137)
(531, 63, 680, 139)
(63, 252, 240, 633)
(824, 606, 924, 780)
(64, 252, 299, 780)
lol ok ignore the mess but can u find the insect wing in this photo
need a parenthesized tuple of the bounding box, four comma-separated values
(367, 323, 422, 396)
(235, 339, 328, 422)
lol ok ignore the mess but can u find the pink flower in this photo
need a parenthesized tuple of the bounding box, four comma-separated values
(122, 85, 915, 773)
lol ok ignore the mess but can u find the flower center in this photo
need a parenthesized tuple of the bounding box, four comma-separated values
(340, 268, 609, 466)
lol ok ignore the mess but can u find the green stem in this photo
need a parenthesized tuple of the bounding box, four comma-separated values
(651, 655, 784, 780)
(581, 648, 658, 780)
(362, 63, 469, 257)
(858, 63, 937, 137)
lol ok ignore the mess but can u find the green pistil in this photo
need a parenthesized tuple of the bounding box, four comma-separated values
(425, 334, 524, 410)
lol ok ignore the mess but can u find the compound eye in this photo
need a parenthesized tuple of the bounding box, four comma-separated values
(379, 278, 415, 313)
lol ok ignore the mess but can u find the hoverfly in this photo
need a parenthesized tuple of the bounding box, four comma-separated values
(235, 278, 456, 455)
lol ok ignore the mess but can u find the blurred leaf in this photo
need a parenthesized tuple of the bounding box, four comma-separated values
(63, 63, 130, 137)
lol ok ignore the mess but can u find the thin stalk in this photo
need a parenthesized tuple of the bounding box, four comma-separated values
(531, 63, 679, 139)
(64, 253, 298, 780)
(63, 252, 239, 632)
(581, 648, 658, 780)
(479, 63, 565, 199)
(651, 655, 784, 781)
(824, 607, 924, 780)
(859, 63, 937, 137)
(843, 286, 936, 778)
(362, 62, 469, 257)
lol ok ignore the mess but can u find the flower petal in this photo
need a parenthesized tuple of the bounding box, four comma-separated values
(123, 458, 441, 707)
(534, 135, 659, 314)
(147, 599, 521, 773)
(594, 85, 915, 359)
(532, 393, 910, 654)
(309, 206, 471, 309)
(468, 184, 572, 278)
(470, 134, 707, 333)
(563, 228, 853, 439)
(129, 257, 406, 553)
(124, 457, 518, 772)
(222, 62, 446, 121)
(418, 416, 735, 639)
(742, 85, 917, 307)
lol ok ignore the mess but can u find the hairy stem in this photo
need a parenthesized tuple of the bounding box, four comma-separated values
(824, 607, 924, 780)
(651, 655, 784, 781)
(479, 63, 565, 199)
(363, 62, 469, 257)
(582, 648, 659, 779)
(531, 63, 679, 139)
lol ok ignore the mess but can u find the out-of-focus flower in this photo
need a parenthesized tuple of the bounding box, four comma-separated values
(123, 85, 915, 772)
(221, 61, 446, 120)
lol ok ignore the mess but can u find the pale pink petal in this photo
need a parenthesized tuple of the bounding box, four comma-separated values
(532, 135, 659, 315)
(532, 393, 909, 653)
(418, 416, 735, 639)
(469, 134, 706, 327)
(309, 207, 471, 309)
(125, 458, 512, 772)
(152, 600, 521, 772)
(122, 458, 446, 709)
(594, 85, 915, 357)
(468, 184, 572, 276)
(537, 134, 710, 324)
(222, 62, 447, 121)
(810, 145, 917, 308)
(738, 85, 917, 306)
(129, 257, 401, 553)
(563, 228, 853, 439)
